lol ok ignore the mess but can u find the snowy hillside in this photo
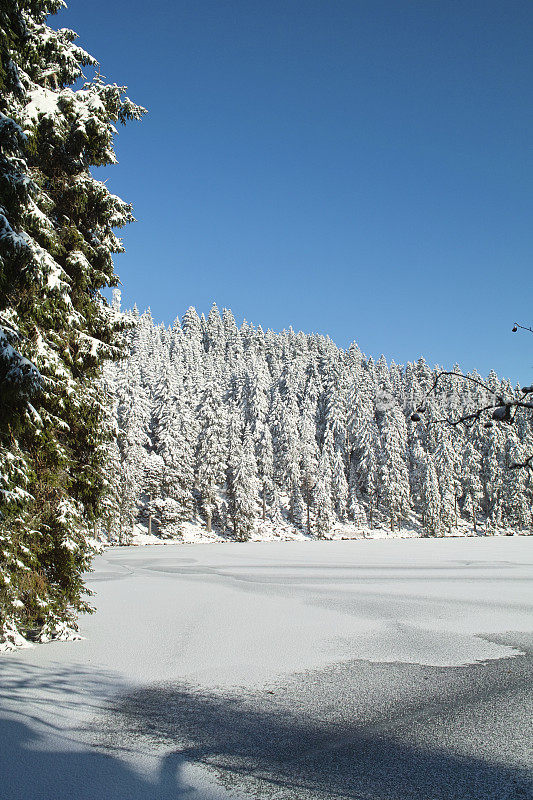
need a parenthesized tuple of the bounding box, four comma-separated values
(100, 299, 532, 545)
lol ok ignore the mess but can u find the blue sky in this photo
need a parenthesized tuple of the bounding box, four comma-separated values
(57, 1, 532, 383)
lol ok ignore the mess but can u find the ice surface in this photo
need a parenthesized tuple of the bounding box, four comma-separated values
(0, 537, 531, 799)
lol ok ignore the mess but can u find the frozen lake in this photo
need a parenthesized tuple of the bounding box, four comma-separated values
(1, 537, 532, 799)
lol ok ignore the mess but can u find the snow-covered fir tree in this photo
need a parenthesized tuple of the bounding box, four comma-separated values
(420, 455, 441, 536)
(0, 1, 144, 648)
(229, 426, 258, 541)
(195, 381, 226, 532)
(313, 441, 334, 538)
(461, 442, 483, 532)
(377, 395, 410, 531)
(257, 425, 275, 520)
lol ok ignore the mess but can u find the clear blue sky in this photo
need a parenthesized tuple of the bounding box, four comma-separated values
(56, 1, 532, 383)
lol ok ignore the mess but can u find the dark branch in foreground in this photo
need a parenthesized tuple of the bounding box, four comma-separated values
(410, 326, 533, 469)
(510, 454, 533, 471)
(512, 322, 533, 335)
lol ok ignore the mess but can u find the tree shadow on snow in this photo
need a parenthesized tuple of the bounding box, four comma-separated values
(103, 653, 533, 800)
(0, 659, 206, 799)
(1, 652, 532, 800)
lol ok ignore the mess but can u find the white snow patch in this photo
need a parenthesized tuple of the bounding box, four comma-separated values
(24, 86, 59, 121)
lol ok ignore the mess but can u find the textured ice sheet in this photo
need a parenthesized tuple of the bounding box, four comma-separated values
(82, 536, 531, 684)
(0, 537, 531, 799)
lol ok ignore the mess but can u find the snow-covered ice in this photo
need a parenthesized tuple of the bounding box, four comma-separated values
(0, 537, 531, 799)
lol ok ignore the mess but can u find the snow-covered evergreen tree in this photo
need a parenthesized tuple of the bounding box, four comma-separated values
(257, 425, 275, 520)
(461, 442, 483, 532)
(227, 425, 258, 540)
(478, 425, 505, 532)
(420, 456, 441, 536)
(314, 431, 334, 538)
(377, 401, 410, 531)
(433, 425, 459, 532)
(0, 0, 144, 648)
(195, 382, 226, 532)
(331, 447, 348, 520)
(152, 377, 195, 536)
(347, 452, 367, 529)
(502, 436, 530, 528)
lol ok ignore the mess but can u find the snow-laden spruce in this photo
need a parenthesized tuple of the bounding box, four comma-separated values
(101, 301, 533, 543)
(0, 1, 144, 650)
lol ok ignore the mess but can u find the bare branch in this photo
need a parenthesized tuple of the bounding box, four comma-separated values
(411, 373, 531, 430)
(512, 322, 533, 334)
(409, 322, 533, 469)
(415, 371, 498, 407)
(510, 455, 533, 471)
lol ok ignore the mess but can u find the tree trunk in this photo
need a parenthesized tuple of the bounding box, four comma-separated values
(354, 507, 363, 537)
(206, 511, 212, 533)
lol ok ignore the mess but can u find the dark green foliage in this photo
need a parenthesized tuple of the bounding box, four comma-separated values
(0, 0, 145, 647)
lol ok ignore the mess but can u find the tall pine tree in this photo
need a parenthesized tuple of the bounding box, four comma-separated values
(0, 0, 144, 647)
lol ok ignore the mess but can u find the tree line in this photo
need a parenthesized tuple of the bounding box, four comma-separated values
(102, 300, 532, 543)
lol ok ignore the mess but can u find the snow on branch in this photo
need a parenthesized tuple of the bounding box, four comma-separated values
(0, 323, 41, 390)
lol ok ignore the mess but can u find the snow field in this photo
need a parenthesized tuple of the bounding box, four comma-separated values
(1, 536, 531, 799)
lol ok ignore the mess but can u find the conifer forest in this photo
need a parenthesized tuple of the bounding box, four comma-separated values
(102, 300, 533, 547)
